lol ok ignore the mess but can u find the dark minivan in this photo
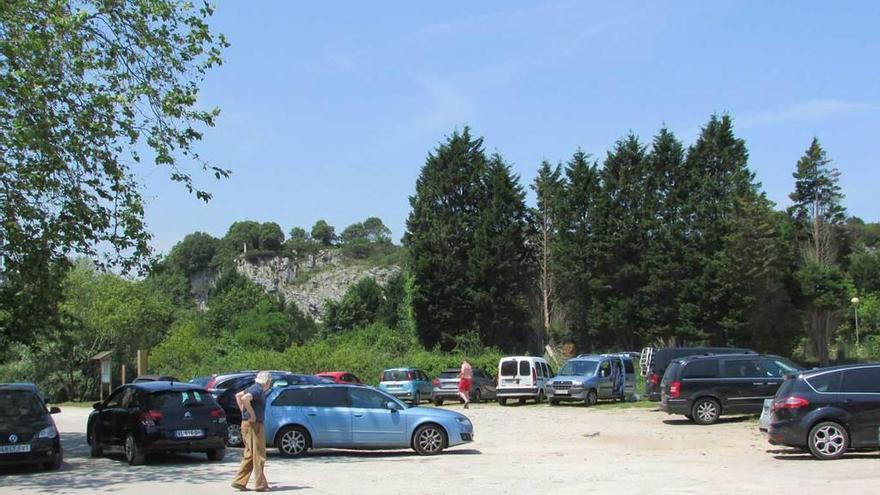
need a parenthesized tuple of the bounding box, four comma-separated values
(767, 363, 880, 460)
(660, 353, 800, 424)
(87, 381, 227, 465)
(641, 347, 755, 401)
(0, 383, 63, 470)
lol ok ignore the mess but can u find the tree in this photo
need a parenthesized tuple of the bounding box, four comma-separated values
(363, 217, 392, 243)
(0, 1, 228, 343)
(311, 220, 337, 246)
(289, 227, 309, 243)
(165, 232, 220, 277)
(789, 138, 847, 365)
(404, 128, 488, 349)
(340, 222, 367, 243)
(322, 278, 385, 333)
(530, 160, 563, 344)
(258, 222, 284, 252)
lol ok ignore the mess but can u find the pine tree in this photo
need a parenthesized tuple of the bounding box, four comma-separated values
(530, 160, 564, 345)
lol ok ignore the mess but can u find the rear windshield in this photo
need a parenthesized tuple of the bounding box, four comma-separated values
(0, 390, 44, 418)
(662, 361, 682, 383)
(559, 360, 598, 377)
(148, 390, 211, 409)
(500, 360, 518, 377)
(439, 371, 460, 379)
(775, 376, 797, 397)
(382, 370, 411, 381)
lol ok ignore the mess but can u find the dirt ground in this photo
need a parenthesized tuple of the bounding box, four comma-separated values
(1, 402, 878, 494)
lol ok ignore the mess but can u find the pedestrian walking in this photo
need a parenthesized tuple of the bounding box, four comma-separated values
(232, 371, 272, 492)
(458, 360, 473, 409)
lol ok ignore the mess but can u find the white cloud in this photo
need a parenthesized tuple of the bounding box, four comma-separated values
(739, 99, 880, 128)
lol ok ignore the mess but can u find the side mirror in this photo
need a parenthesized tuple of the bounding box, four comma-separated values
(387, 401, 401, 411)
(92, 402, 103, 411)
(49, 406, 61, 415)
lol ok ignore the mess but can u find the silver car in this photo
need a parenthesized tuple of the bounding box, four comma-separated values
(546, 354, 636, 406)
(431, 368, 496, 406)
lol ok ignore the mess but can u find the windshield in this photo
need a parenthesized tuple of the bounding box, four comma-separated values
(382, 370, 411, 381)
(0, 390, 44, 418)
(439, 371, 460, 379)
(559, 360, 599, 377)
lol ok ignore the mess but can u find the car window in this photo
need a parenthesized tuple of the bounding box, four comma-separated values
(841, 367, 880, 393)
(541, 362, 550, 377)
(599, 360, 611, 377)
(349, 388, 392, 409)
(519, 360, 530, 376)
(148, 390, 209, 409)
(806, 371, 842, 393)
(382, 370, 409, 381)
(0, 390, 44, 418)
(624, 360, 634, 374)
(419, 371, 428, 381)
(273, 388, 310, 406)
(308, 387, 349, 408)
(440, 371, 459, 379)
(105, 387, 126, 408)
(722, 359, 762, 378)
(682, 360, 719, 379)
(501, 361, 517, 377)
(120, 387, 135, 408)
(760, 359, 800, 378)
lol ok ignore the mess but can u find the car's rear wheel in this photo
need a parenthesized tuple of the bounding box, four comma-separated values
(412, 424, 447, 456)
(808, 421, 848, 460)
(89, 428, 103, 458)
(498, 398, 507, 406)
(473, 389, 482, 403)
(692, 398, 721, 425)
(227, 423, 243, 447)
(536, 390, 545, 404)
(277, 426, 309, 458)
(412, 391, 421, 406)
(206, 448, 226, 461)
(42, 453, 62, 471)
(549, 398, 560, 406)
(124, 432, 146, 466)
(585, 389, 598, 407)
(433, 397, 444, 406)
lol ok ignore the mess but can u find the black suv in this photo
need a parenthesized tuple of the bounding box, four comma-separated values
(87, 381, 227, 465)
(660, 353, 801, 424)
(215, 372, 327, 447)
(641, 347, 755, 401)
(0, 383, 63, 470)
(767, 363, 880, 460)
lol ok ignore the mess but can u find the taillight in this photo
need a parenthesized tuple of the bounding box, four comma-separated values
(531, 367, 537, 384)
(210, 407, 225, 419)
(432, 379, 440, 387)
(650, 374, 660, 385)
(772, 396, 809, 412)
(139, 410, 162, 426)
(669, 381, 681, 399)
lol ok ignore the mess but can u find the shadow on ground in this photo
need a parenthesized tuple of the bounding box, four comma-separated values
(662, 416, 754, 426)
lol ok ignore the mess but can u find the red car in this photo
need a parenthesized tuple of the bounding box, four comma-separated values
(316, 371, 364, 385)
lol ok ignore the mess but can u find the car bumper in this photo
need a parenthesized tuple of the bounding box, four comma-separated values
(547, 388, 589, 401)
(141, 429, 227, 452)
(447, 424, 474, 447)
(659, 398, 689, 415)
(432, 388, 463, 399)
(496, 387, 540, 399)
(0, 440, 61, 467)
(767, 418, 807, 448)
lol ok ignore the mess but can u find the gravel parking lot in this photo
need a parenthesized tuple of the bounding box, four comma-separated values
(1, 402, 878, 494)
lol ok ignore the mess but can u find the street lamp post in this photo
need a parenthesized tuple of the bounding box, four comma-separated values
(851, 297, 861, 347)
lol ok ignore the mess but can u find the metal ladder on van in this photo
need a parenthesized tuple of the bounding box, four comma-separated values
(639, 347, 654, 377)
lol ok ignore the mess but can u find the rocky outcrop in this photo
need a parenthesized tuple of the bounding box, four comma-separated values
(190, 250, 401, 321)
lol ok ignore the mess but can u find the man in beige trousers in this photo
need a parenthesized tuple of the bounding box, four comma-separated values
(232, 371, 272, 492)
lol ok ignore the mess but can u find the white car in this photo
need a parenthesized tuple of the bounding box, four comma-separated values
(495, 356, 552, 405)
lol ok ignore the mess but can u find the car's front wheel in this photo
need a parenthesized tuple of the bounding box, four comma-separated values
(412, 424, 447, 456)
(206, 448, 226, 461)
(498, 398, 507, 406)
(277, 426, 310, 458)
(124, 432, 146, 466)
(585, 389, 598, 407)
(42, 453, 62, 471)
(413, 391, 421, 406)
(808, 421, 849, 460)
(433, 397, 444, 406)
(692, 398, 721, 425)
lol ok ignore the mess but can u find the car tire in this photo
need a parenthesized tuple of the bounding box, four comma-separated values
(473, 389, 482, 403)
(412, 424, 447, 456)
(808, 421, 849, 460)
(692, 398, 721, 425)
(549, 398, 559, 406)
(206, 448, 226, 461)
(433, 397, 443, 406)
(277, 426, 310, 458)
(43, 453, 62, 471)
(227, 423, 243, 448)
(124, 432, 146, 466)
(498, 398, 507, 406)
(89, 428, 103, 458)
(536, 390, 545, 404)
(585, 389, 598, 407)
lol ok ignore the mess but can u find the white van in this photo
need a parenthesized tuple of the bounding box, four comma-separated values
(496, 356, 553, 405)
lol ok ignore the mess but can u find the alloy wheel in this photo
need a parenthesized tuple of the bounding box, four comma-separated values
(812, 424, 846, 458)
(281, 429, 307, 456)
(227, 424, 242, 447)
(695, 400, 718, 424)
(417, 427, 443, 454)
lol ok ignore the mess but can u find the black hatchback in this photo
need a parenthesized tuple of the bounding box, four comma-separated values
(767, 363, 880, 460)
(87, 381, 227, 465)
(659, 353, 801, 424)
(0, 383, 63, 470)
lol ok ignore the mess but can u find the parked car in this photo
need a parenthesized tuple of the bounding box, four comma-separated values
(767, 363, 880, 460)
(640, 346, 756, 401)
(188, 375, 213, 387)
(316, 371, 364, 385)
(496, 356, 553, 405)
(378, 368, 433, 405)
(216, 372, 328, 447)
(432, 368, 496, 405)
(0, 383, 63, 470)
(87, 381, 227, 465)
(132, 375, 179, 383)
(659, 353, 801, 424)
(264, 384, 473, 457)
(546, 354, 636, 406)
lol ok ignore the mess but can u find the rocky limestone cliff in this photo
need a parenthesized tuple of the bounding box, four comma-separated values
(191, 250, 401, 320)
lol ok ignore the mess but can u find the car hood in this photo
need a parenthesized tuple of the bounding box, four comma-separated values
(403, 406, 469, 421)
(549, 375, 597, 384)
(0, 415, 50, 441)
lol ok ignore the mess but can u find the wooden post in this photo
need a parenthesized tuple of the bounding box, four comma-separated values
(121, 364, 126, 384)
(137, 350, 149, 377)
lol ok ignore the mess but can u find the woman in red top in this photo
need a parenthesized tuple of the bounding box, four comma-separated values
(458, 360, 473, 409)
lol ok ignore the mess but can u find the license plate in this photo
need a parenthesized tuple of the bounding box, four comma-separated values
(0, 444, 31, 454)
(175, 429, 203, 438)
(555, 389, 569, 395)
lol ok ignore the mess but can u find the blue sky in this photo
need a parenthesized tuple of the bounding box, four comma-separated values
(142, 1, 880, 254)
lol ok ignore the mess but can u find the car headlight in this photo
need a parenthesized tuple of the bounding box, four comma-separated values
(571, 381, 583, 388)
(38, 426, 58, 439)
(456, 417, 472, 427)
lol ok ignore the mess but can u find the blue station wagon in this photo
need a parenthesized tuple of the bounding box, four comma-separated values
(378, 368, 433, 405)
(264, 384, 474, 457)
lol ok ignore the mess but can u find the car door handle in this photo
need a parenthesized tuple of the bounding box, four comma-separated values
(306, 413, 317, 417)
(752, 382, 764, 386)
(353, 413, 364, 417)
